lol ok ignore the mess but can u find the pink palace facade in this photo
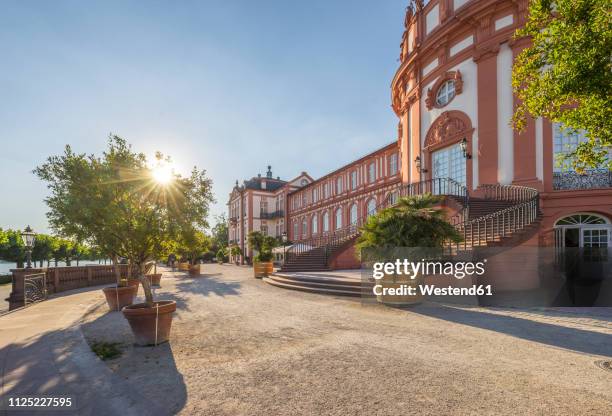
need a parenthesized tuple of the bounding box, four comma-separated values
(229, 0, 611, 267)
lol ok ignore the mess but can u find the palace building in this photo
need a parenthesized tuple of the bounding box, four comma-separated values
(229, 0, 611, 272)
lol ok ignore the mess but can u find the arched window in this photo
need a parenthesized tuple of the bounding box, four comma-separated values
(302, 218, 308, 237)
(312, 214, 318, 234)
(367, 198, 377, 216)
(350, 204, 358, 225)
(322, 211, 329, 233)
(335, 208, 343, 230)
(293, 221, 298, 239)
(554, 213, 611, 248)
(388, 191, 399, 205)
(436, 79, 456, 107)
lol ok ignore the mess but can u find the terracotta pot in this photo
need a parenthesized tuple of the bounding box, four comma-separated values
(122, 300, 177, 346)
(146, 274, 162, 286)
(375, 274, 423, 306)
(102, 285, 138, 311)
(189, 264, 200, 276)
(253, 261, 273, 278)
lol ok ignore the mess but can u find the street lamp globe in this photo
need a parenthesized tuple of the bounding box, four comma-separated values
(21, 225, 36, 248)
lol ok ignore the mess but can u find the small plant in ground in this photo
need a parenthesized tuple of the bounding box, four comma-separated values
(90, 341, 123, 360)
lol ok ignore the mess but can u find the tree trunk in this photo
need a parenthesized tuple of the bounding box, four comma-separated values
(137, 262, 154, 307)
(112, 255, 121, 286)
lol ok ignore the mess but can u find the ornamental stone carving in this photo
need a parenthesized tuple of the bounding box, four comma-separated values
(424, 111, 473, 150)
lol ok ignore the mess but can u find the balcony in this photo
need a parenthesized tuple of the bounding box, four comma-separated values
(259, 210, 284, 219)
(553, 169, 612, 190)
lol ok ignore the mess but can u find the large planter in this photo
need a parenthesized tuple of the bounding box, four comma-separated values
(146, 274, 162, 287)
(376, 274, 423, 306)
(253, 261, 273, 278)
(189, 264, 200, 276)
(122, 300, 177, 346)
(178, 262, 190, 271)
(102, 285, 138, 312)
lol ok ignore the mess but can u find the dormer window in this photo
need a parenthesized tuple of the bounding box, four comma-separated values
(436, 80, 456, 107)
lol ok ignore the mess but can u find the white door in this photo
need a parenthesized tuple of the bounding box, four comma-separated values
(432, 143, 466, 192)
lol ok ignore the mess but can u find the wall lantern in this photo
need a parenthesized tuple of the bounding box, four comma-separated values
(21, 225, 36, 269)
(460, 137, 472, 159)
(415, 156, 428, 173)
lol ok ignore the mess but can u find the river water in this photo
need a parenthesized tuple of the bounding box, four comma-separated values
(0, 260, 108, 275)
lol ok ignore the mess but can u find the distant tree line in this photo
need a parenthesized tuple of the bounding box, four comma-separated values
(0, 228, 105, 269)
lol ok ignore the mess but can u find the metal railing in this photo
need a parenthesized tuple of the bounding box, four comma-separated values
(259, 210, 284, 219)
(553, 169, 612, 190)
(286, 178, 469, 265)
(454, 184, 540, 251)
(24, 273, 47, 306)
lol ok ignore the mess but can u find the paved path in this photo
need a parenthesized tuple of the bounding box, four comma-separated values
(0, 284, 11, 314)
(1, 265, 612, 415)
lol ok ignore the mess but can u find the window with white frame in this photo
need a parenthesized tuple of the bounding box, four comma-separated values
(350, 204, 358, 225)
(323, 182, 329, 199)
(436, 79, 456, 107)
(261, 225, 268, 236)
(302, 218, 308, 236)
(293, 222, 298, 239)
(351, 170, 358, 190)
(312, 214, 318, 234)
(322, 211, 329, 232)
(553, 123, 588, 172)
(367, 198, 377, 216)
(368, 162, 376, 183)
(335, 208, 343, 230)
(336, 177, 343, 194)
(389, 153, 399, 175)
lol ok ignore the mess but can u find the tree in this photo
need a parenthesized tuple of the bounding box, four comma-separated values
(0, 229, 25, 268)
(247, 231, 278, 262)
(355, 194, 463, 257)
(216, 247, 228, 263)
(35, 135, 215, 305)
(178, 229, 211, 265)
(512, 0, 612, 171)
(230, 245, 242, 264)
(31, 234, 57, 267)
(210, 214, 229, 251)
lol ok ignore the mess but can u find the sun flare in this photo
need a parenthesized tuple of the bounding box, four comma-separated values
(151, 163, 173, 184)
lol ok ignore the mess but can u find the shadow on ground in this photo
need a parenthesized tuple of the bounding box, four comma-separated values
(78, 305, 187, 415)
(410, 303, 612, 357)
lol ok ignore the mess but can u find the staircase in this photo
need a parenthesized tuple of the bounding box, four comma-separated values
(274, 179, 541, 294)
(263, 273, 371, 296)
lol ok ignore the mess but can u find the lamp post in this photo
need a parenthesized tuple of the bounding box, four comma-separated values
(281, 231, 288, 265)
(460, 137, 472, 159)
(21, 225, 36, 269)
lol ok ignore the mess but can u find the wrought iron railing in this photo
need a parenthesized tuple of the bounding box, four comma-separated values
(454, 184, 540, 251)
(260, 210, 284, 219)
(553, 169, 612, 190)
(286, 178, 469, 264)
(24, 272, 47, 305)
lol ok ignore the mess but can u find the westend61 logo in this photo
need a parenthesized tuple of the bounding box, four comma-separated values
(371, 259, 493, 297)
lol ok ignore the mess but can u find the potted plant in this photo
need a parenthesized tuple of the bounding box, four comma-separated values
(230, 245, 242, 265)
(356, 194, 463, 306)
(179, 229, 211, 276)
(248, 231, 278, 278)
(36, 136, 214, 345)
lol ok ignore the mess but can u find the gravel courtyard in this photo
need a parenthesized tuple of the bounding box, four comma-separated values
(80, 265, 612, 416)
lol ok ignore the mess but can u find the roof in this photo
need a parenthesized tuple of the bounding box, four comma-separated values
(243, 177, 287, 192)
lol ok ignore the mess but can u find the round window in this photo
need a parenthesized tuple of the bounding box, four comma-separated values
(436, 80, 456, 107)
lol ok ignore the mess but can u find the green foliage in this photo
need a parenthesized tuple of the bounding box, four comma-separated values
(210, 214, 228, 250)
(0, 229, 25, 267)
(90, 341, 122, 360)
(230, 245, 242, 257)
(512, 0, 612, 172)
(34, 135, 215, 305)
(179, 229, 211, 265)
(216, 247, 227, 263)
(247, 231, 278, 262)
(355, 194, 463, 261)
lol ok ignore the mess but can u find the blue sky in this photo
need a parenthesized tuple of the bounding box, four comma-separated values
(0, 0, 406, 234)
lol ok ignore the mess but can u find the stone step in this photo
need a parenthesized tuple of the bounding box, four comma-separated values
(263, 274, 367, 297)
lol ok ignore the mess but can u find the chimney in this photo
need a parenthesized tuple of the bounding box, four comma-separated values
(266, 165, 273, 178)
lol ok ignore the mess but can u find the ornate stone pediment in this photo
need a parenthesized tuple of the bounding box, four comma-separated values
(424, 111, 473, 150)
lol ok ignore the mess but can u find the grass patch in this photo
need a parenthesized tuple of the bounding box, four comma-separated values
(90, 341, 123, 360)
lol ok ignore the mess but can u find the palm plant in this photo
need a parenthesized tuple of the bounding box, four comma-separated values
(356, 194, 463, 259)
